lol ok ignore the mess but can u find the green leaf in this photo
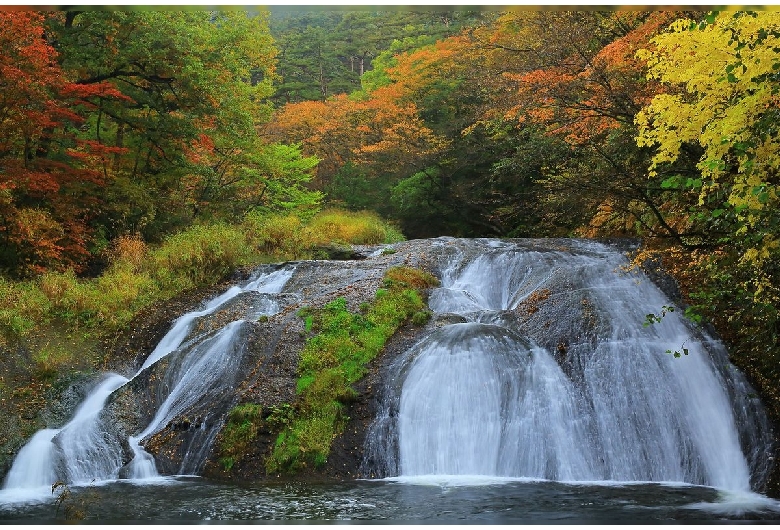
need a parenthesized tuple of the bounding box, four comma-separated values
(661, 176, 679, 189)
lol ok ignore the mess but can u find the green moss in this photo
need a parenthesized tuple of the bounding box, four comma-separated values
(412, 310, 433, 326)
(265, 266, 438, 474)
(217, 403, 263, 472)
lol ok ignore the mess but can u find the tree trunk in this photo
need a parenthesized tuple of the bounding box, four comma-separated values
(113, 124, 125, 171)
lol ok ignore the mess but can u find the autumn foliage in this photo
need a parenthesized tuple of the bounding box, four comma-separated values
(0, 12, 130, 275)
(0, 9, 300, 277)
(265, 90, 444, 191)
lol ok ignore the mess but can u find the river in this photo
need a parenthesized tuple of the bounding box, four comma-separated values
(2, 476, 780, 523)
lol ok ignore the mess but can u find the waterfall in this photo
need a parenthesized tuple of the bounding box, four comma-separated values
(128, 319, 250, 477)
(1, 237, 772, 501)
(364, 238, 772, 492)
(2, 265, 295, 493)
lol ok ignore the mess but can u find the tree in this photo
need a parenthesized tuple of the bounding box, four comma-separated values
(356, 18, 580, 236)
(268, 7, 490, 105)
(636, 10, 780, 314)
(500, 11, 689, 241)
(0, 11, 127, 275)
(48, 9, 278, 241)
(263, 89, 445, 198)
(637, 11, 780, 262)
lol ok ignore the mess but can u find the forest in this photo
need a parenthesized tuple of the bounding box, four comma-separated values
(0, 7, 778, 477)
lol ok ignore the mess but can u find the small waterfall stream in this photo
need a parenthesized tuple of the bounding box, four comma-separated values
(2, 265, 295, 494)
(364, 238, 772, 492)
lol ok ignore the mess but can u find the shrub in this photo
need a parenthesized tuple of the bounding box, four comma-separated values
(107, 234, 148, 273)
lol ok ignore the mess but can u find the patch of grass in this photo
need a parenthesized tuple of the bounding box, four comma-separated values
(0, 277, 50, 340)
(265, 266, 438, 474)
(217, 403, 263, 471)
(32, 340, 78, 381)
(265, 403, 295, 430)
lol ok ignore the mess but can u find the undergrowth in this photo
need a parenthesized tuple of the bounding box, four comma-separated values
(265, 266, 438, 474)
(0, 208, 404, 348)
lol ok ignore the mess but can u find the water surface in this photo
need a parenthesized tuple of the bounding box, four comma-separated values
(2, 477, 779, 523)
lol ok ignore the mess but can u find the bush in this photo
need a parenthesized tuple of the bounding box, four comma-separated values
(304, 209, 405, 246)
(107, 234, 148, 273)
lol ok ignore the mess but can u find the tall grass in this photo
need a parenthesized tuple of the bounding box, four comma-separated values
(303, 209, 405, 246)
(0, 277, 50, 339)
(0, 209, 405, 368)
(0, 206, 403, 383)
(148, 223, 259, 294)
(243, 208, 405, 260)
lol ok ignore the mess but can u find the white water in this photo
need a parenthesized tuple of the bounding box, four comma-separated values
(1, 238, 773, 512)
(128, 319, 250, 476)
(2, 429, 59, 490)
(2, 265, 295, 496)
(141, 266, 294, 370)
(387, 239, 768, 494)
(54, 374, 131, 484)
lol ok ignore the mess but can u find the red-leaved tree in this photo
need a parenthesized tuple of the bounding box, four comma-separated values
(0, 11, 128, 276)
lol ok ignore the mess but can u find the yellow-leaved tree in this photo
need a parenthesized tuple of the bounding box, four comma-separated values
(635, 11, 779, 406)
(636, 11, 780, 274)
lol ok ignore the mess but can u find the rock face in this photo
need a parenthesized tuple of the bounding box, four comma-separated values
(16, 237, 774, 493)
(104, 239, 442, 481)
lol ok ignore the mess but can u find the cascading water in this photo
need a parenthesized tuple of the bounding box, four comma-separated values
(0, 237, 774, 508)
(363, 238, 772, 493)
(2, 265, 296, 495)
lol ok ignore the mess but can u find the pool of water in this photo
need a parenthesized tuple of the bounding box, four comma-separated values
(2, 477, 780, 523)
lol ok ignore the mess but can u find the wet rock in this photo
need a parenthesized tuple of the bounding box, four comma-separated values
(28, 237, 772, 494)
